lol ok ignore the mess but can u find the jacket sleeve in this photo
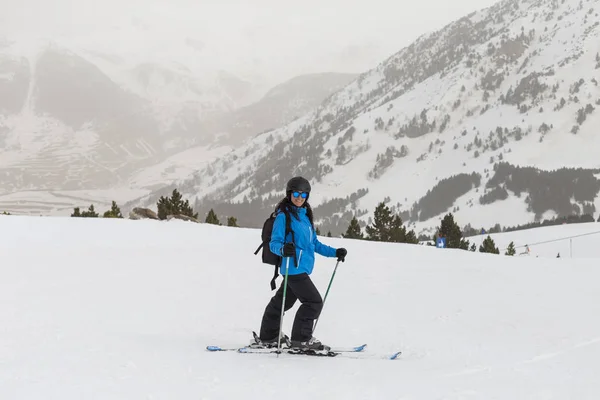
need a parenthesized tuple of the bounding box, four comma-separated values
(313, 228, 337, 257)
(269, 212, 287, 256)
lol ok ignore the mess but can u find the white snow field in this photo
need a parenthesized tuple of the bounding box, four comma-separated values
(484, 221, 600, 259)
(1, 215, 600, 399)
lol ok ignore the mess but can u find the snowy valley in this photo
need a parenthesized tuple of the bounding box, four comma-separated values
(0, 36, 355, 212)
(3, 1, 600, 398)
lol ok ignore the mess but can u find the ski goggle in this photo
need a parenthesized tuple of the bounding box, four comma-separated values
(292, 191, 308, 199)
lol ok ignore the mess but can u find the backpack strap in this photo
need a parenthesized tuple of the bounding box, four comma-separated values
(269, 209, 296, 290)
(282, 208, 297, 268)
(270, 266, 278, 290)
(270, 212, 281, 290)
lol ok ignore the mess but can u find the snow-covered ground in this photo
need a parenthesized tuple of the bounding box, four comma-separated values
(484, 221, 600, 259)
(1, 215, 599, 399)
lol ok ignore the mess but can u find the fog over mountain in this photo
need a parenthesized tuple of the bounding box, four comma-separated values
(0, 0, 498, 86)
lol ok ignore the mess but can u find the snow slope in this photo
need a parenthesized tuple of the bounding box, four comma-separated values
(1, 215, 600, 399)
(485, 221, 600, 258)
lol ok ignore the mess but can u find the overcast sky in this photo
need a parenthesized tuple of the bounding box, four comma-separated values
(0, 0, 500, 84)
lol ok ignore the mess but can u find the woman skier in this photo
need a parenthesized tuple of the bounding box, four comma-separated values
(253, 176, 347, 351)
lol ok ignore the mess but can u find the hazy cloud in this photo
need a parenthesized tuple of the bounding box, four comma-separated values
(0, 0, 499, 84)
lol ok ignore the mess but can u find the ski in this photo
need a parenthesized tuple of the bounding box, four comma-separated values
(206, 331, 399, 359)
(206, 344, 401, 360)
(239, 347, 338, 357)
(206, 343, 367, 354)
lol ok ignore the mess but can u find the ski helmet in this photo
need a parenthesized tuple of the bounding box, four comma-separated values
(286, 176, 311, 194)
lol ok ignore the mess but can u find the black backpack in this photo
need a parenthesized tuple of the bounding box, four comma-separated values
(254, 209, 295, 290)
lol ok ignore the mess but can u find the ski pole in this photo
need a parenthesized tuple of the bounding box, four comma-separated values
(312, 259, 340, 335)
(277, 256, 291, 354)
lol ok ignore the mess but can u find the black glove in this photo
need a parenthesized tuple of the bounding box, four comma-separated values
(336, 248, 347, 262)
(282, 243, 296, 257)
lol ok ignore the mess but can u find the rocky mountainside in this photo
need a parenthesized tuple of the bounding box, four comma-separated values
(139, 0, 600, 236)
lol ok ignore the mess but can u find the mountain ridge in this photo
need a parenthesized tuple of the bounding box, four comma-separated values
(137, 0, 600, 236)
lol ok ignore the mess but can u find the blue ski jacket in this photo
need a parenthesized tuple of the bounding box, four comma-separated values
(269, 206, 337, 276)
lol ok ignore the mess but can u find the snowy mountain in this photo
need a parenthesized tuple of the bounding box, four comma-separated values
(0, 43, 243, 195)
(0, 32, 356, 210)
(141, 0, 600, 236)
(205, 72, 359, 146)
(2, 215, 600, 399)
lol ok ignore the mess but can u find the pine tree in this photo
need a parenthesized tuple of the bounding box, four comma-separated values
(327, 231, 332, 237)
(437, 213, 470, 249)
(479, 235, 500, 254)
(365, 202, 418, 244)
(365, 202, 394, 241)
(157, 194, 174, 220)
(103, 201, 123, 218)
(316, 227, 321, 236)
(157, 189, 197, 220)
(81, 204, 99, 218)
(71, 207, 81, 217)
(205, 209, 221, 225)
(342, 216, 364, 239)
(389, 215, 407, 242)
(505, 241, 516, 256)
(390, 216, 419, 244)
(404, 229, 419, 244)
(227, 216, 238, 227)
(469, 243, 477, 252)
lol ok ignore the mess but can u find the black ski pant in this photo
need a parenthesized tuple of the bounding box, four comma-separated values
(259, 273, 323, 342)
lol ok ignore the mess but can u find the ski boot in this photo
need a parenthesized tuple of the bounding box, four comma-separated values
(248, 331, 290, 349)
(290, 336, 331, 352)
